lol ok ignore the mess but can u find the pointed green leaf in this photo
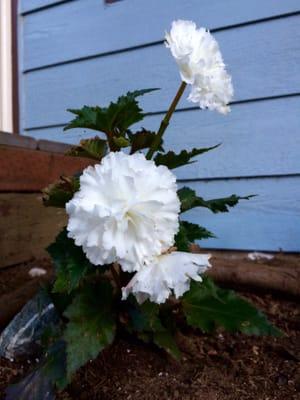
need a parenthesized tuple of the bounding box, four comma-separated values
(47, 229, 93, 294)
(183, 278, 282, 336)
(64, 88, 159, 136)
(129, 128, 164, 154)
(64, 281, 116, 380)
(175, 220, 215, 251)
(64, 105, 100, 132)
(154, 144, 220, 169)
(127, 299, 180, 359)
(178, 186, 254, 213)
(154, 331, 181, 359)
(42, 176, 79, 208)
(66, 137, 108, 160)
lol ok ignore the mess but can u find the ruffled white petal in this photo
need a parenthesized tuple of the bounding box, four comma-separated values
(66, 152, 180, 272)
(165, 19, 233, 114)
(122, 252, 211, 304)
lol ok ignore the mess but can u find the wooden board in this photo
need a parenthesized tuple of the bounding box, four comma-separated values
(0, 193, 67, 268)
(21, 15, 300, 129)
(180, 176, 300, 252)
(0, 146, 94, 191)
(22, 0, 300, 70)
(24, 96, 300, 180)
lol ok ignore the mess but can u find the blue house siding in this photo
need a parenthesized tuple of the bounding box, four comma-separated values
(18, 0, 300, 251)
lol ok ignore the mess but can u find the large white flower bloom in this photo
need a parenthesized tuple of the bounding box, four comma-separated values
(66, 152, 180, 272)
(122, 252, 211, 304)
(165, 19, 233, 114)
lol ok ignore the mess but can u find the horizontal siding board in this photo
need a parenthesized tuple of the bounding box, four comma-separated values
(22, 0, 300, 69)
(19, 0, 300, 252)
(22, 15, 300, 129)
(24, 96, 300, 179)
(20, 0, 73, 14)
(180, 177, 300, 252)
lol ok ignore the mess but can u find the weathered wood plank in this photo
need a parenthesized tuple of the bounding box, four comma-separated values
(21, 15, 300, 129)
(0, 146, 93, 191)
(0, 193, 66, 268)
(22, 0, 300, 70)
(181, 176, 300, 252)
(0, 131, 36, 149)
(24, 96, 300, 179)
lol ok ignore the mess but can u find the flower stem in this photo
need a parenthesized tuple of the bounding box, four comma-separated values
(146, 81, 187, 160)
(111, 263, 122, 291)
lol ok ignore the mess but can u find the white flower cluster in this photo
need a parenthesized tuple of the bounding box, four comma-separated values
(66, 152, 180, 273)
(165, 20, 233, 114)
(66, 152, 211, 304)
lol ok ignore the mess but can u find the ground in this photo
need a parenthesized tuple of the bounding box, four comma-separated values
(0, 256, 299, 400)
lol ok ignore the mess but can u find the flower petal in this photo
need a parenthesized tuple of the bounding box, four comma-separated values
(122, 252, 211, 304)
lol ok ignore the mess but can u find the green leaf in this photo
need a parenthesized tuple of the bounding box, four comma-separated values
(64, 281, 116, 380)
(178, 186, 254, 213)
(66, 137, 108, 160)
(113, 136, 131, 148)
(129, 300, 163, 332)
(153, 331, 181, 359)
(42, 340, 68, 390)
(42, 176, 80, 208)
(47, 229, 92, 294)
(175, 220, 215, 251)
(154, 144, 220, 169)
(128, 128, 164, 154)
(183, 278, 282, 336)
(64, 88, 159, 135)
(127, 299, 180, 359)
(64, 105, 100, 131)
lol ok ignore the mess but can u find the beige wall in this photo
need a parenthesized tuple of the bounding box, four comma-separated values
(0, 0, 13, 133)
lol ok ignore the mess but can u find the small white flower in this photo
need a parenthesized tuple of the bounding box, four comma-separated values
(165, 19, 233, 114)
(66, 152, 180, 272)
(122, 252, 211, 304)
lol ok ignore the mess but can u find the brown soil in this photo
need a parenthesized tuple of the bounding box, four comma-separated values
(0, 258, 53, 329)
(0, 255, 300, 400)
(0, 258, 53, 298)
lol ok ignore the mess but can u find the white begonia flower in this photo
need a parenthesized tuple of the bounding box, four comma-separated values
(122, 252, 211, 304)
(165, 19, 233, 114)
(66, 152, 180, 272)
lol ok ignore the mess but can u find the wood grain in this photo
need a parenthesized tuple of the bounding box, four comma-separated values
(21, 15, 300, 129)
(22, 0, 300, 69)
(0, 146, 93, 191)
(0, 193, 67, 268)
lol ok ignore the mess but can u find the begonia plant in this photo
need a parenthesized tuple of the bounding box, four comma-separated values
(7, 20, 281, 399)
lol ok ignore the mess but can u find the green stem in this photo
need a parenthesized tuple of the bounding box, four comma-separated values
(146, 81, 187, 160)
